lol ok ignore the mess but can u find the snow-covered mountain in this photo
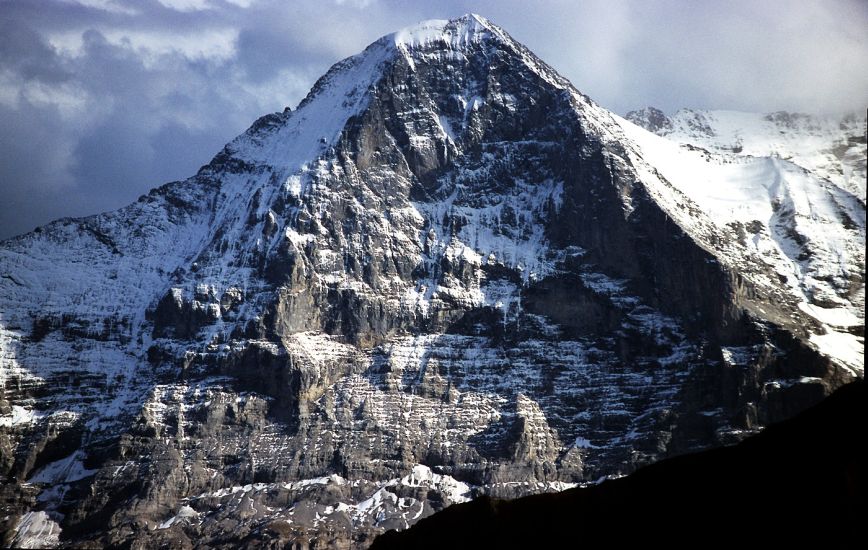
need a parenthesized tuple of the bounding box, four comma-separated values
(1, 14, 864, 548)
(622, 107, 865, 371)
(626, 106, 866, 202)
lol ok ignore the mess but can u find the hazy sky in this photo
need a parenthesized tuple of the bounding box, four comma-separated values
(1, 0, 866, 239)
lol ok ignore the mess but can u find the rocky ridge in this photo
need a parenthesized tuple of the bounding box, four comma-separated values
(1, 14, 864, 548)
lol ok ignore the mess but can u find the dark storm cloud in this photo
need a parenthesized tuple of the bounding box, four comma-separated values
(0, 0, 866, 239)
(0, 21, 71, 84)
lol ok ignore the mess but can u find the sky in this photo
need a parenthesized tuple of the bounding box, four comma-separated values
(0, 0, 866, 240)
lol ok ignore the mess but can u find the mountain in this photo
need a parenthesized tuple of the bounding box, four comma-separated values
(371, 379, 865, 549)
(620, 106, 865, 367)
(626, 107, 866, 203)
(1, 14, 864, 549)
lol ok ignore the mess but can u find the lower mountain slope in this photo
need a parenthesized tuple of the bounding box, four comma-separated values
(372, 379, 864, 549)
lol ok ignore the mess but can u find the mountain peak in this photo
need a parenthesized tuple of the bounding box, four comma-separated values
(624, 106, 673, 134)
(231, 13, 576, 170)
(391, 13, 503, 50)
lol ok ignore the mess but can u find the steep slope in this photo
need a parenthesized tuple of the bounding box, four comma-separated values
(1, 15, 864, 548)
(618, 111, 865, 373)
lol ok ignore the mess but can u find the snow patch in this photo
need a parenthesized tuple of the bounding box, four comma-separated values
(12, 511, 61, 549)
(28, 451, 96, 484)
(0, 405, 43, 427)
(809, 331, 864, 375)
(574, 436, 598, 449)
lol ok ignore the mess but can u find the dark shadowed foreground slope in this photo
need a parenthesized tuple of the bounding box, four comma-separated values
(373, 380, 864, 549)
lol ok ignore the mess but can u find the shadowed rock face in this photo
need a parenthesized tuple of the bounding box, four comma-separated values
(0, 14, 863, 549)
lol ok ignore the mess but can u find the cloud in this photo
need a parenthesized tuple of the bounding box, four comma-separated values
(0, 0, 866, 239)
(156, 0, 212, 11)
(605, 0, 868, 114)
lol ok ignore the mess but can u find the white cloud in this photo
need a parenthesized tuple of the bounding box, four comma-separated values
(46, 28, 240, 63)
(156, 0, 212, 12)
(333, 0, 378, 8)
(58, 0, 139, 15)
(22, 81, 90, 119)
(100, 28, 240, 63)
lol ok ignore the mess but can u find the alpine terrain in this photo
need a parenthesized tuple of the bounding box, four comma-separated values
(1, 14, 864, 549)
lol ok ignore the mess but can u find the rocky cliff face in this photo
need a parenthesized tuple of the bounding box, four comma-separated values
(1, 14, 864, 549)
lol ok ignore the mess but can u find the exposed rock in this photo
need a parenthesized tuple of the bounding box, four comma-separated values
(371, 380, 865, 549)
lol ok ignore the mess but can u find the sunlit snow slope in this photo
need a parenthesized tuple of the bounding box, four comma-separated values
(626, 107, 866, 201)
